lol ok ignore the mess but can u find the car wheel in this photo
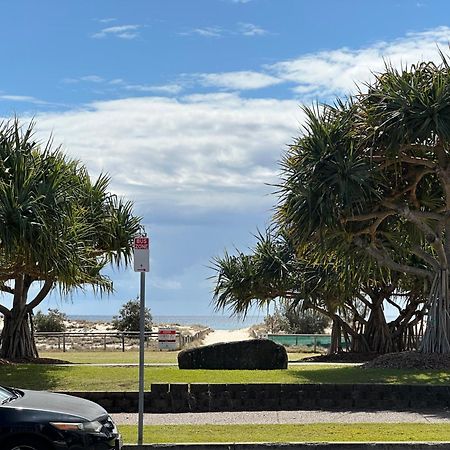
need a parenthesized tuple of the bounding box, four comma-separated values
(6, 437, 47, 450)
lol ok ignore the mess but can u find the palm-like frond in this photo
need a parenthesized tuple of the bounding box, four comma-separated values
(0, 120, 141, 295)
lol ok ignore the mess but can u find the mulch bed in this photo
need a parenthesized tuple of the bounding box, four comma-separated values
(300, 352, 380, 363)
(0, 357, 71, 365)
(362, 351, 450, 369)
(301, 351, 450, 368)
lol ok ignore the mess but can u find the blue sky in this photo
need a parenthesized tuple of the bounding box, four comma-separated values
(2, 0, 450, 318)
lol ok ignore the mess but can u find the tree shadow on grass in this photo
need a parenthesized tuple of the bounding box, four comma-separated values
(0, 364, 68, 391)
(288, 365, 450, 384)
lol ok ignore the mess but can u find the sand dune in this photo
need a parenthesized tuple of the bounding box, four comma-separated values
(202, 327, 252, 345)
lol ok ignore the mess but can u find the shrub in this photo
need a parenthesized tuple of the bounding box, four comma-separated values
(265, 300, 329, 334)
(112, 297, 152, 332)
(34, 308, 67, 332)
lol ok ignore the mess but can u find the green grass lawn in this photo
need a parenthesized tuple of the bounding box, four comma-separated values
(39, 350, 179, 364)
(39, 350, 318, 364)
(118, 423, 450, 443)
(1, 364, 449, 391)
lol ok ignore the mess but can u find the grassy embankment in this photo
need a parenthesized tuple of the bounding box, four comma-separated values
(1, 364, 449, 391)
(118, 423, 450, 443)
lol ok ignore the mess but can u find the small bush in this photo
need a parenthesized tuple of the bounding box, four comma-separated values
(34, 308, 67, 332)
(266, 300, 329, 334)
(112, 298, 152, 332)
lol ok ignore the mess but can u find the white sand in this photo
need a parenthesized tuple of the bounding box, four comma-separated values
(201, 327, 252, 345)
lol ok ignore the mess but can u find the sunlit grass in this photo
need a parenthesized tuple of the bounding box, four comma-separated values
(38, 350, 318, 364)
(118, 423, 450, 443)
(0, 364, 449, 391)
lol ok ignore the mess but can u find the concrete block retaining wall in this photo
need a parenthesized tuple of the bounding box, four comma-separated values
(64, 383, 450, 413)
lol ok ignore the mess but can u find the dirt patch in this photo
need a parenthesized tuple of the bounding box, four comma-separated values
(301, 352, 380, 363)
(362, 351, 450, 369)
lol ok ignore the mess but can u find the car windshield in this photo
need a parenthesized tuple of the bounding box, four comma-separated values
(0, 386, 17, 403)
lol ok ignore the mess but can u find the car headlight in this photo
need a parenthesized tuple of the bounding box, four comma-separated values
(50, 420, 103, 433)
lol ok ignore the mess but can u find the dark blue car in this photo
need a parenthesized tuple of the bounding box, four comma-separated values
(0, 385, 122, 449)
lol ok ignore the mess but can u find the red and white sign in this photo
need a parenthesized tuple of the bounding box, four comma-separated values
(133, 236, 149, 272)
(158, 327, 178, 350)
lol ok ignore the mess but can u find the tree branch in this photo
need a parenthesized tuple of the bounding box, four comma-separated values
(382, 202, 448, 266)
(372, 151, 437, 169)
(399, 153, 437, 168)
(411, 245, 440, 270)
(26, 279, 54, 311)
(0, 304, 11, 317)
(0, 285, 14, 295)
(345, 211, 394, 223)
(384, 296, 403, 314)
(355, 292, 372, 309)
(354, 239, 433, 280)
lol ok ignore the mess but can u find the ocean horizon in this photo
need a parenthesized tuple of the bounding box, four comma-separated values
(67, 314, 265, 330)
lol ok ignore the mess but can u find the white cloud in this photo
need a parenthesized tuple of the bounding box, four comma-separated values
(125, 84, 183, 95)
(198, 71, 282, 90)
(238, 23, 267, 36)
(181, 23, 267, 38)
(98, 18, 117, 24)
(62, 75, 105, 84)
(109, 78, 125, 85)
(62, 76, 183, 96)
(25, 27, 450, 226)
(176, 26, 450, 98)
(80, 75, 105, 83)
(180, 27, 224, 38)
(268, 26, 450, 98)
(32, 95, 302, 222)
(0, 95, 49, 105)
(92, 24, 141, 40)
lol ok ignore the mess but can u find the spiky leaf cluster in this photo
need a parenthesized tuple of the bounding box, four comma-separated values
(0, 121, 141, 294)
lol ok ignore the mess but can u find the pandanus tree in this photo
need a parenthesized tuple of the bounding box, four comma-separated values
(0, 121, 141, 359)
(212, 228, 426, 354)
(212, 59, 450, 353)
(279, 58, 450, 353)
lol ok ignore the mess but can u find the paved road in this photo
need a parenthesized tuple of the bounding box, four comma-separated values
(111, 409, 450, 425)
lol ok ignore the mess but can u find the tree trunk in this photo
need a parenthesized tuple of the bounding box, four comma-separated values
(388, 293, 425, 352)
(0, 276, 41, 360)
(0, 306, 38, 360)
(420, 269, 450, 353)
(328, 318, 341, 355)
(363, 299, 394, 353)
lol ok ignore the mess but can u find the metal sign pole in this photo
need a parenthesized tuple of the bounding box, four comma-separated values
(138, 270, 145, 446)
(133, 231, 149, 447)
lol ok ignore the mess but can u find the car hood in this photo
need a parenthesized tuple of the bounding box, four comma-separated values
(10, 389, 107, 422)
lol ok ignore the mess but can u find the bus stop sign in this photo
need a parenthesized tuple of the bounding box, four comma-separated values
(133, 236, 149, 272)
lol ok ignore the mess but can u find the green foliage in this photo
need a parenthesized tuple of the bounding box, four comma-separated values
(0, 120, 141, 294)
(0, 119, 142, 359)
(213, 56, 450, 354)
(266, 300, 330, 334)
(33, 309, 67, 332)
(112, 298, 152, 332)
